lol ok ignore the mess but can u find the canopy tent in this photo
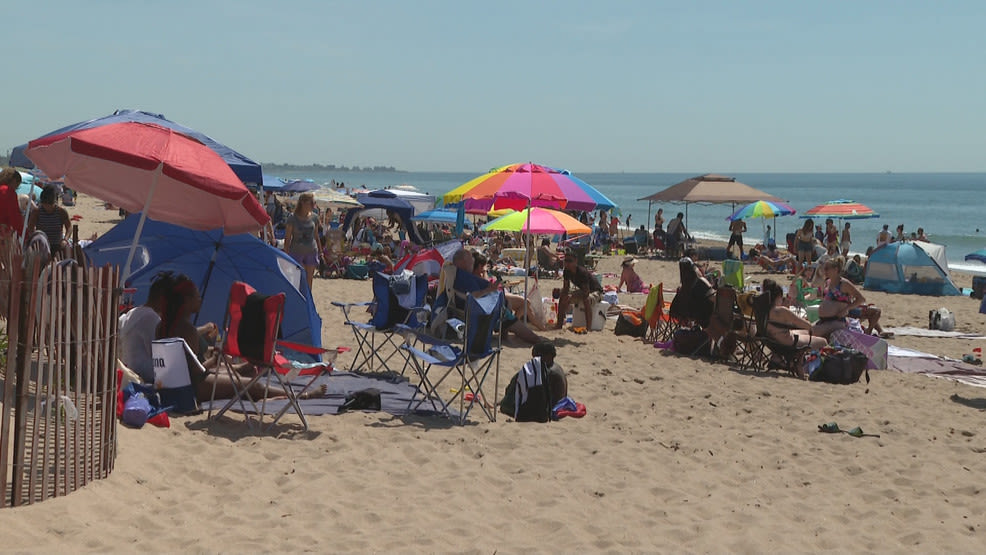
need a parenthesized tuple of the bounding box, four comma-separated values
(11, 109, 263, 188)
(864, 241, 961, 296)
(341, 189, 426, 244)
(637, 173, 785, 228)
(383, 187, 436, 215)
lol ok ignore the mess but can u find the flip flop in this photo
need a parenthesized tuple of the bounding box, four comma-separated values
(846, 426, 880, 438)
(818, 422, 842, 433)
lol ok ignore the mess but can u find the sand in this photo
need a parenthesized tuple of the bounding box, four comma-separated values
(2, 193, 985, 552)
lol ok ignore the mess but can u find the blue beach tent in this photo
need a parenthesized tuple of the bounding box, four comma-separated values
(864, 241, 961, 296)
(10, 109, 263, 188)
(85, 215, 323, 360)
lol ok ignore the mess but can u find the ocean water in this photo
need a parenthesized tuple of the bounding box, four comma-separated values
(274, 169, 986, 272)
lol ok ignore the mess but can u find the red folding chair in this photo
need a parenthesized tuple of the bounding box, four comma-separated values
(209, 281, 348, 431)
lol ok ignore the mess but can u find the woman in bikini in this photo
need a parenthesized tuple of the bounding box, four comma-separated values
(763, 279, 827, 351)
(794, 219, 816, 270)
(811, 257, 890, 339)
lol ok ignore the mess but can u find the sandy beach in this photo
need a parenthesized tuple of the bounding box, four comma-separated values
(2, 193, 985, 553)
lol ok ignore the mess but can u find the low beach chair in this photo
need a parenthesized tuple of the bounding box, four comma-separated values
(749, 291, 812, 378)
(210, 281, 347, 431)
(706, 285, 747, 365)
(401, 290, 504, 424)
(643, 283, 672, 344)
(332, 270, 429, 375)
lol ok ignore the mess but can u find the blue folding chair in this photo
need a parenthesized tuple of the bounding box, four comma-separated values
(333, 270, 429, 375)
(401, 290, 503, 424)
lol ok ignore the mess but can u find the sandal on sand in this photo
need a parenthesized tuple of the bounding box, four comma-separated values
(878, 331, 894, 339)
(818, 422, 880, 438)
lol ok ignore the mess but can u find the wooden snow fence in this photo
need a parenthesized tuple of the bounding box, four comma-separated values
(1, 236, 120, 507)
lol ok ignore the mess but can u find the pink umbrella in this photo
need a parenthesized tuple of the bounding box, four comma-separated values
(25, 121, 269, 282)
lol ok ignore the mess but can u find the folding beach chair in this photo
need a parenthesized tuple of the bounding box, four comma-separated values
(705, 285, 748, 365)
(401, 290, 504, 424)
(748, 291, 811, 378)
(210, 281, 347, 431)
(332, 270, 429, 375)
(643, 283, 670, 344)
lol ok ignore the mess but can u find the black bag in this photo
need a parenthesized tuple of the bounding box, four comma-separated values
(614, 310, 647, 337)
(338, 388, 382, 413)
(500, 359, 552, 423)
(672, 327, 710, 357)
(810, 349, 869, 384)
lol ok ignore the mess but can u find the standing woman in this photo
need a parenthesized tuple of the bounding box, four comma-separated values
(27, 185, 71, 258)
(283, 192, 323, 291)
(794, 218, 816, 270)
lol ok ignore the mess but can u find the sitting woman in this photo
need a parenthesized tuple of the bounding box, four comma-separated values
(762, 279, 827, 352)
(811, 257, 891, 339)
(669, 257, 715, 328)
(843, 254, 865, 284)
(617, 256, 647, 293)
(157, 275, 325, 401)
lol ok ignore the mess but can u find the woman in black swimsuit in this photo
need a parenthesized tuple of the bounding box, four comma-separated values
(763, 280, 827, 351)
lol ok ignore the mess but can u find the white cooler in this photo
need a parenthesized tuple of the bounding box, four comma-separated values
(572, 300, 610, 331)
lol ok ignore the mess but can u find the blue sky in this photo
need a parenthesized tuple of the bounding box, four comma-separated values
(5, 1, 985, 172)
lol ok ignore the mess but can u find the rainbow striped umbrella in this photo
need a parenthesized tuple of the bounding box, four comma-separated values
(802, 199, 879, 220)
(482, 207, 591, 235)
(443, 162, 616, 214)
(726, 200, 796, 221)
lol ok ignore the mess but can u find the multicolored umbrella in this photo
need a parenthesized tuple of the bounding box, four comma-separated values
(482, 207, 591, 235)
(726, 200, 796, 221)
(802, 199, 879, 220)
(443, 162, 616, 214)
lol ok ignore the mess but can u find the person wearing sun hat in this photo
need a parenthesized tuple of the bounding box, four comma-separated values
(618, 256, 646, 293)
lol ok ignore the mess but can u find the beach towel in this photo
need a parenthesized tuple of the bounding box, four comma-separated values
(200, 371, 456, 417)
(883, 326, 986, 340)
(887, 345, 986, 388)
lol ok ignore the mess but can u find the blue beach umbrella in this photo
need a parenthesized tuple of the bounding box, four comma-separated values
(964, 249, 986, 264)
(411, 208, 473, 228)
(84, 214, 323, 360)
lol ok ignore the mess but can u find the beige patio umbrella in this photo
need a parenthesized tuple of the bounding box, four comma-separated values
(637, 173, 785, 228)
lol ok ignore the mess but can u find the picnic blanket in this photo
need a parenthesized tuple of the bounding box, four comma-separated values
(887, 345, 986, 388)
(200, 371, 454, 417)
(884, 326, 986, 340)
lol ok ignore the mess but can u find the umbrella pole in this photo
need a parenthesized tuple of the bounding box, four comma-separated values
(193, 232, 223, 325)
(120, 164, 161, 286)
(523, 205, 531, 325)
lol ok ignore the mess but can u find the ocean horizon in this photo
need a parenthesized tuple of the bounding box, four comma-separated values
(272, 169, 986, 273)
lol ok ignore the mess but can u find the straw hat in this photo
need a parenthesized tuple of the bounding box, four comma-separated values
(622, 256, 636, 267)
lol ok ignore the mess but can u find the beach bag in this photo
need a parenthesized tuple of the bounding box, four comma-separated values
(122, 392, 153, 429)
(500, 358, 552, 423)
(672, 327, 710, 357)
(152, 338, 201, 415)
(810, 348, 869, 384)
(929, 308, 955, 331)
(614, 310, 647, 337)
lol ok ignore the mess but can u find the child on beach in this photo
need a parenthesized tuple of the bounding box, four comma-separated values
(618, 256, 647, 293)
